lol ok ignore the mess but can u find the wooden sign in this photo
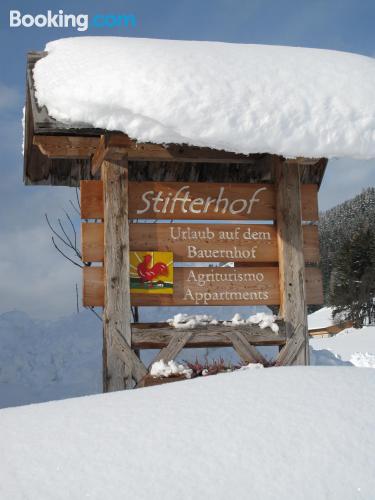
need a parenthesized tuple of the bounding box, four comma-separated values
(82, 223, 320, 263)
(78, 152, 325, 385)
(83, 266, 323, 307)
(81, 181, 319, 221)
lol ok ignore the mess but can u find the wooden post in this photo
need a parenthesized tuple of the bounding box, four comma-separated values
(102, 159, 133, 390)
(276, 162, 309, 365)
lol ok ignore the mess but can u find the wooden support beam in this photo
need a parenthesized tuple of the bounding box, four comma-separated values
(275, 331, 305, 366)
(131, 323, 286, 349)
(150, 330, 194, 366)
(34, 133, 322, 170)
(276, 163, 309, 365)
(227, 331, 269, 365)
(102, 157, 134, 391)
(34, 135, 98, 158)
(112, 332, 148, 384)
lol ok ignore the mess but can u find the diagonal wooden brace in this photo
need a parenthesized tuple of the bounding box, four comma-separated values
(225, 331, 268, 365)
(275, 324, 305, 366)
(150, 330, 194, 367)
(112, 331, 148, 384)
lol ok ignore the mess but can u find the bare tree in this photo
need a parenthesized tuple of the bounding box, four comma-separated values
(46, 187, 139, 323)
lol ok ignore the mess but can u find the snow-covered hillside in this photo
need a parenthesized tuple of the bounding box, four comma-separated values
(311, 326, 375, 368)
(0, 310, 102, 408)
(0, 367, 374, 500)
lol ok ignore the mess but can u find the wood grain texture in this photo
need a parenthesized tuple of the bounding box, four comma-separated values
(131, 323, 286, 349)
(83, 266, 104, 307)
(102, 160, 133, 391)
(34, 135, 98, 158)
(112, 332, 148, 384)
(150, 330, 194, 366)
(80, 180, 104, 220)
(227, 331, 268, 365)
(80, 181, 318, 221)
(275, 332, 305, 366)
(83, 266, 322, 307)
(276, 163, 309, 365)
(81, 222, 320, 264)
(81, 223, 104, 262)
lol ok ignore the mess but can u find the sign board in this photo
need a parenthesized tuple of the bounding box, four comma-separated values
(81, 181, 319, 221)
(83, 266, 323, 307)
(81, 180, 323, 308)
(82, 222, 320, 263)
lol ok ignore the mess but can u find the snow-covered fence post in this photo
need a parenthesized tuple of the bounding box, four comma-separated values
(276, 162, 309, 365)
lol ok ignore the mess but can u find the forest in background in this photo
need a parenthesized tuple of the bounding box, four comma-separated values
(319, 187, 375, 326)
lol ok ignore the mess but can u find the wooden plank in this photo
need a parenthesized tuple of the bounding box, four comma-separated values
(80, 180, 318, 221)
(33, 132, 268, 165)
(82, 222, 319, 264)
(81, 223, 104, 262)
(301, 185, 318, 221)
(83, 265, 322, 307)
(150, 331, 194, 366)
(302, 225, 320, 263)
(80, 180, 103, 220)
(83, 266, 104, 307)
(128, 182, 318, 221)
(276, 163, 309, 365)
(135, 266, 279, 306)
(102, 160, 133, 391)
(131, 323, 286, 349)
(304, 267, 323, 305)
(34, 136, 98, 158)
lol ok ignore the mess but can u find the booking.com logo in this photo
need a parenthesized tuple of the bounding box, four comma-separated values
(9, 10, 136, 32)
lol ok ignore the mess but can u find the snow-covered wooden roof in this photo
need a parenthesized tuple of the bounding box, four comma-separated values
(28, 37, 375, 185)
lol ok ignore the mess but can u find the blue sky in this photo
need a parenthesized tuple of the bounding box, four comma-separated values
(0, 0, 374, 318)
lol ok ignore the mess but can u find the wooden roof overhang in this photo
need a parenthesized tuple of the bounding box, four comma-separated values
(24, 52, 328, 187)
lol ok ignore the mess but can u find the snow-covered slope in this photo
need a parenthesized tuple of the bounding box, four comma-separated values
(311, 326, 375, 368)
(308, 306, 336, 329)
(34, 37, 375, 159)
(0, 367, 374, 500)
(0, 310, 102, 408)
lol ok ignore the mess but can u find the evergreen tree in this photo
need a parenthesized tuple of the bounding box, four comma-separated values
(319, 187, 375, 301)
(329, 226, 375, 327)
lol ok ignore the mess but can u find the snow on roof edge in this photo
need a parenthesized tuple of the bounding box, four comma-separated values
(32, 37, 375, 160)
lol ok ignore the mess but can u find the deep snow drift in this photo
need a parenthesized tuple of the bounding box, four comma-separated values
(308, 306, 338, 329)
(311, 325, 375, 368)
(0, 367, 374, 500)
(33, 37, 375, 159)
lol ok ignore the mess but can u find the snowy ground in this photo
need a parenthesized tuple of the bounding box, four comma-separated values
(311, 326, 375, 368)
(0, 367, 374, 500)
